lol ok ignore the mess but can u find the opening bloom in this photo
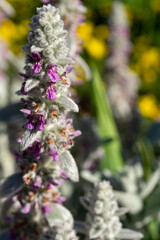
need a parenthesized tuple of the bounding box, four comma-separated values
(47, 64, 61, 83)
(36, 113, 46, 131)
(32, 52, 42, 75)
(46, 84, 56, 101)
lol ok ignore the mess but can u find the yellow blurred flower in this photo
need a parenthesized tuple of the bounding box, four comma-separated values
(0, 19, 30, 53)
(85, 37, 107, 59)
(0, 20, 16, 43)
(77, 22, 94, 42)
(140, 48, 160, 69)
(138, 95, 160, 119)
(77, 22, 107, 59)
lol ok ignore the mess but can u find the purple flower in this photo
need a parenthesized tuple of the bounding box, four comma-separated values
(28, 140, 41, 159)
(36, 114, 46, 131)
(74, 130, 82, 137)
(66, 65, 73, 74)
(25, 114, 34, 130)
(20, 82, 27, 95)
(46, 84, 56, 101)
(42, 203, 51, 214)
(55, 196, 66, 204)
(32, 62, 42, 75)
(33, 178, 42, 190)
(41, 0, 50, 3)
(21, 203, 31, 214)
(47, 64, 60, 83)
(20, 109, 32, 115)
(47, 183, 52, 189)
(32, 52, 41, 61)
(31, 52, 42, 75)
(49, 148, 58, 162)
(18, 72, 28, 79)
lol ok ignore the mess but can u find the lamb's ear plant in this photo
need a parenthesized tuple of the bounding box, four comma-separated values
(41, 0, 91, 84)
(0, 4, 80, 239)
(79, 181, 143, 240)
(105, 1, 139, 122)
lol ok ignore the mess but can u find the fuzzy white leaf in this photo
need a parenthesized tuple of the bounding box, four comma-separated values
(58, 57, 74, 66)
(57, 95, 79, 112)
(59, 150, 79, 182)
(0, 172, 24, 198)
(114, 191, 143, 214)
(20, 130, 41, 151)
(117, 229, 143, 239)
(140, 168, 160, 199)
(89, 227, 103, 239)
(116, 207, 128, 216)
(24, 79, 40, 92)
(46, 204, 73, 227)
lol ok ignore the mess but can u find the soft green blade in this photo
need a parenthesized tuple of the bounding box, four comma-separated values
(91, 63, 124, 172)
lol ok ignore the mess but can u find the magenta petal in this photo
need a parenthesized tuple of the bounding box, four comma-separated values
(20, 82, 27, 95)
(66, 65, 73, 74)
(20, 109, 31, 114)
(46, 85, 56, 101)
(32, 62, 42, 75)
(49, 148, 58, 162)
(18, 72, 28, 79)
(42, 204, 51, 214)
(31, 52, 41, 61)
(75, 130, 82, 137)
(21, 204, 31, 214)
(33, 179, 41, 190)
(48, 66, 60, 83)
(55, 196, 66, 203)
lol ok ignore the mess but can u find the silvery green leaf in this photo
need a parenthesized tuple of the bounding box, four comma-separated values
(79, 197, 90, 211)
(0, 172, 24, 198)
(74, 221, 86, 234)
(81, 170, 100, 183)
(24, 79, 40, 92)
(58, 57, 74, 66)
(46, 204, 73, 227)
(0, 230, 10, 240)
(59, 150, 79, 182)
(57, 96, 79, 112)
(144, 184, 160, 217)
(89, 227, 103, 239)
(140, 168, 160, 199)
(117, 229, 143, 239)
(116, 207, 128, 216)
(20, 130, 41, 151)
(114, 191, 143, 214)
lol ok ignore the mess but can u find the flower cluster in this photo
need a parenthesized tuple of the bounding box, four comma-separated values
(41, 0, 91, 84)
(106, 1, 139, 121)
(0, 4, 80, 240)
(81, 181, 143, 240)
